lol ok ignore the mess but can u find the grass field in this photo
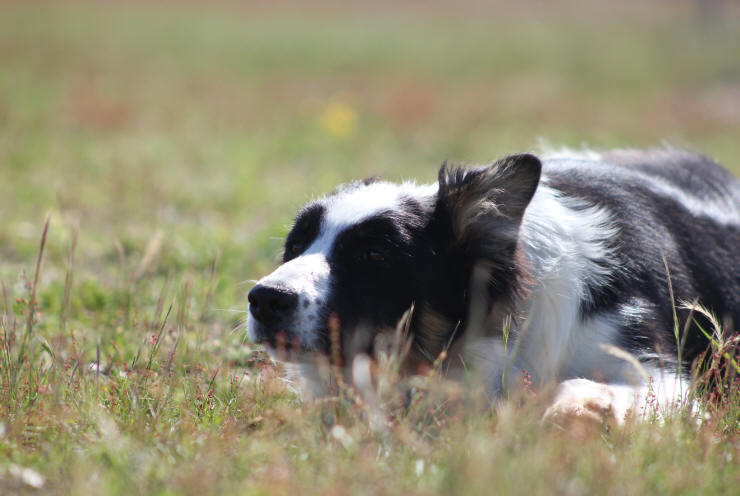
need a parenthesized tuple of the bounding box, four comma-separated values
(1, 1, 739, 494)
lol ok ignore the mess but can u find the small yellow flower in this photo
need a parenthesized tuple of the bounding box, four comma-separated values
(320, 101, 357, 140)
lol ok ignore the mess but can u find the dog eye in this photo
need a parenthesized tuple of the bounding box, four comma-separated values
(286, 241, 304, 257)
(363, 249, 386, 263)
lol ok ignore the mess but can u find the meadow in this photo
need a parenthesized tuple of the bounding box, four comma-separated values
(1, 1, 739, 494)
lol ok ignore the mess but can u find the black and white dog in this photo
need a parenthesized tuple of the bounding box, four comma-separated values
(247, 149, 740, 422)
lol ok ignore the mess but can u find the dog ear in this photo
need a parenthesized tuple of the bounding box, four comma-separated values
(437, 154, 542, 246)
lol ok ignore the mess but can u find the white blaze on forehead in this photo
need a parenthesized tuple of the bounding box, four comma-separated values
(324, 182, 420, 229)
(311, 181, 437, 253)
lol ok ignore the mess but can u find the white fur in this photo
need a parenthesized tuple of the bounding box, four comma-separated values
(323, 181, 436, 233)
(513, 184, 620, 383)
(283, 362, 332, 399)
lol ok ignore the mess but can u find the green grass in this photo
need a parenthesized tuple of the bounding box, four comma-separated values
(1, 1, 739, 493)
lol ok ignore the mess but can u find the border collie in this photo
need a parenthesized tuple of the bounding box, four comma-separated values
(247, 148, 740, 423)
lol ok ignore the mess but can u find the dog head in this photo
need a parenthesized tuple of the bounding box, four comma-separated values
(247, 154, 541, 366)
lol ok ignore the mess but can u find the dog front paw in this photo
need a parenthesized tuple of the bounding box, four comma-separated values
(543, 378, 628, 428)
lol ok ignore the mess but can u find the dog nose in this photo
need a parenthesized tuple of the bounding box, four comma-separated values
(248, 284, 299, 326)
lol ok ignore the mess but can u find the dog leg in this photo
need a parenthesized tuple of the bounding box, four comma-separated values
(543, 369, 690, 428)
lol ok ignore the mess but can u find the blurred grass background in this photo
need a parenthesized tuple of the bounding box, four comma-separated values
(1, 1, 739, 493)
(1, 1, 739, 284)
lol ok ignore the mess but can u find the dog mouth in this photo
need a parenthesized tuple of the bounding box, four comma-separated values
(247, 305, 342, 356)
(250, 325, 332, 360)
(259, 330, 306, 352)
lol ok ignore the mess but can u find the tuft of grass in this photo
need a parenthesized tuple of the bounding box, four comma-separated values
(1, 211, 738, 495)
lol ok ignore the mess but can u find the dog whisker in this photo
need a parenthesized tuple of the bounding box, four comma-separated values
(230, 318, 247, 335)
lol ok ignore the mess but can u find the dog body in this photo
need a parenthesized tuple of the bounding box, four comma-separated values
(248, 149, 740, 420)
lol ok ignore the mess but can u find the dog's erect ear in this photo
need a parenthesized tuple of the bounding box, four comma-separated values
(437, 154, 542, 244)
